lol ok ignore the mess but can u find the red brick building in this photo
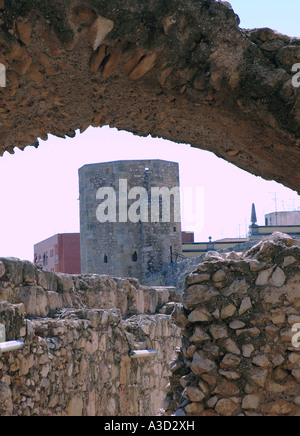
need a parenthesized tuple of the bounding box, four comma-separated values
(34, 234, 81, 274)
(182, 231, 195, 243)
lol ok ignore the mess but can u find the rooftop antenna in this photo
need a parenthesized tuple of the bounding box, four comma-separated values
(269, 192, 279, 225)
(269, 192, 278, 213)
(289, 198, 296, 211)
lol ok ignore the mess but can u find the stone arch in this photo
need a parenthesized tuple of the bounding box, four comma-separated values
(0, 0, 299, 192)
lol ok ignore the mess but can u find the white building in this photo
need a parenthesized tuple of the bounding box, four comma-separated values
(265, 211, 300, 226)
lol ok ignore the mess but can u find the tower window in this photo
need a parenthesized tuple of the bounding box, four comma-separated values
(132, 252, 138, 262)
(104, 255, 108, 264)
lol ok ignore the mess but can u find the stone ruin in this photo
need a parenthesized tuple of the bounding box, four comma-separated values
(0, 233, 300, 416)
(0, 259, 181, 416)
(165, 233, 300, 416)
(0, 0, 300, 417)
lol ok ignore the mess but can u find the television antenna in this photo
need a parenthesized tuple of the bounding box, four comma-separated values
(269, 192, 279, 213)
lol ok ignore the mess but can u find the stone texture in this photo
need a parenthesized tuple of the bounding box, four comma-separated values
(182, 387, 205, 403)
(269, 267, 286, 287)
(242, 395, 260, 411)
(220, 354, 241, 369)
(221, 304, 236, 319)
(189, 327, 211, 343)
(88, 16, 114, 51)
(79, 160, 182, 280)
(191, 352, 216, 375)
(215, 398, 241, 417)
(256, 267, 274, 286)
(0, 258, 179, 318)
(0, 1, 299, 194)
(188, 307, 212, 323)
(166, 234, 300, 417)
(212, 270, 226, 283)
(239, 297, 252, 316)
(0, 260, 181, 416)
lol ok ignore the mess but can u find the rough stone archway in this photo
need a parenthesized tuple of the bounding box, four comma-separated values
(0, 0, 299, 190)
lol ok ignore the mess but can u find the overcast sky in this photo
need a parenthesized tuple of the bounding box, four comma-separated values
(0, 0, 299, 261)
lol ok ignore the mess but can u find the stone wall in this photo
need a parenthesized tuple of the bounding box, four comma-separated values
(0, 258, 181, 416)
(165, 233, 300, 416)
(79, 160, 182, 280)
(0, 1, 299, 195)
(0, 257, 180, 318)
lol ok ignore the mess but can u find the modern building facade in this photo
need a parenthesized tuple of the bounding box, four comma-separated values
(265, 211, 300, 227)
(34, 234, 81, 274)
(79, 160, 182, 280)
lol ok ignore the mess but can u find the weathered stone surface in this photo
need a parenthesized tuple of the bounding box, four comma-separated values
(214, 381, 239, 397)
(260, 400, 295, 416)
(88, 16, 114, 51)
(190, 327, 211, 343)
(0, 258, 179, 318)
(242, 395, 260, 411)
(210, 324, 228, 340)
(212, 270, 226, 283)
(0, 260, 182, 417)
(269, 267, 286, 287)
(220, 354, 241, 369)
(239, 297, 252, 316)
(0, 383, 13, 416)
(165, 234, 300, 417)
(252, 355, 271, 368)
(0, 2, 299, 194)
(188, 307, 212, 323)
(215, 398, 241, 417)
(183, 285, 209, 310)
(242, 344, 255, 358)
(256, 268, 274, 286)
(224, 279, 248, 297)
(191, 352, 216, 375)
(184, 402, 205, 415)
(182, 387, 205, 403)
(224, 339, 240, 356)
(221, 304, 236, 319)
(187, 274, 211, 286)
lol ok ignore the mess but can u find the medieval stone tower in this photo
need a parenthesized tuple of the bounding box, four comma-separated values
(79, 160, 182, 280)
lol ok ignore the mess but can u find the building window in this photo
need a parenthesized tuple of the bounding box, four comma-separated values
(50, 249, 54, 257)
(43, 253, 48, 267)
(132, 252, 138, 262)
(104, 255, 108, 264)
